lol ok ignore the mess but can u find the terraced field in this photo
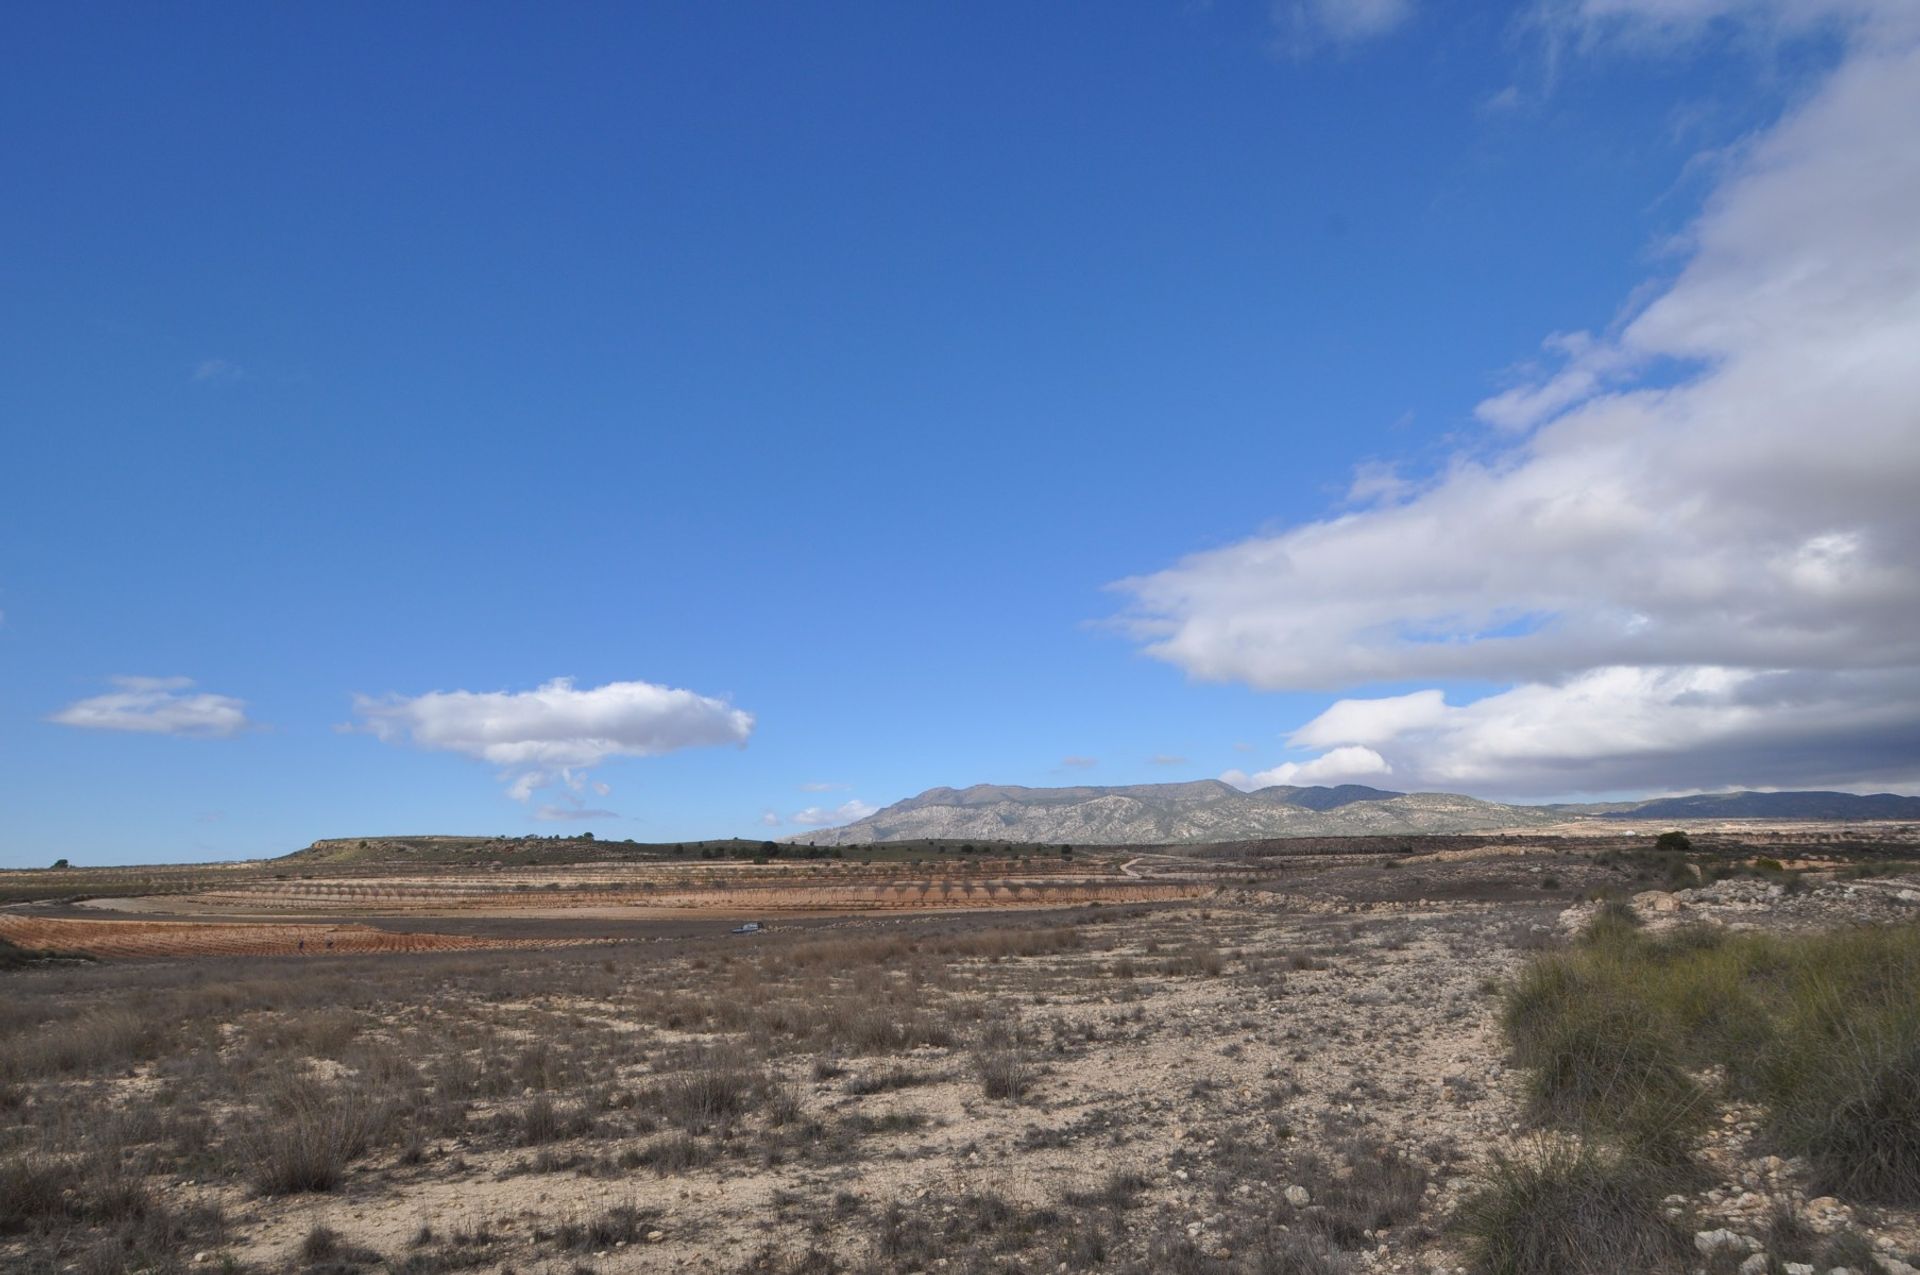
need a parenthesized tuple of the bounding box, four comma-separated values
(0, 913, 597, 959)
(1, 855, 1209, 960)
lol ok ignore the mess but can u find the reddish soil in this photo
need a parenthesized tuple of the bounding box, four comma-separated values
(0, 914, 598, 960)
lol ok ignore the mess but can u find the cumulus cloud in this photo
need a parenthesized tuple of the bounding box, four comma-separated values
(353, 676, 753, 799)
(789, 799, 879, 828)
(1291, 668, 1920, 794)
(1119, 2, 1920, 796)
(1221, 745, 1394, 791)
(50, 676, 251, 738)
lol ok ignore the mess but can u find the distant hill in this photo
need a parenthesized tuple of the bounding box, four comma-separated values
(784, 780, 1558, 846)
(786, 782, 1920, 847)
(1594, 790, 1920, 821)
(280, 834, 765, 867)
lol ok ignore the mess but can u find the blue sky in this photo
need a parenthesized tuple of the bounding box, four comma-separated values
(5, 2, 1916, 866)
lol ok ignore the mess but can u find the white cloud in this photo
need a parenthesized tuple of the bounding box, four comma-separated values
(353, 676, 753, 800)
(1279, 0, 1416, 47)
(789, 799, 878, 828)
(1119, 3, 1920, 795)
(1293, 667, 1920, 795)
(1150, 754, 1190, 766)
(50, 676, 251, 738)
(760, 810, 783, 827)
(1058, 755, 1099, 770)
(1346, 460, 1413, 506)
(532, 805, 619, 823)
(192, 358, 243, 383)
(1221, 745, 1394, 791)
(1289, 690, 1449, 749)
(800, 781, 849, 792)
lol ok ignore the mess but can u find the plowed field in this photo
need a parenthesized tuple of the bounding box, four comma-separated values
(0, 914, 595, 960)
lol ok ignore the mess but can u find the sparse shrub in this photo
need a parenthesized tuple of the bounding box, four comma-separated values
(845, 1065, 932, 1096)
(553, 1203, 658, 1251)
(1065, 1169, 1151, 1211)
(300, 1222, 381, 1264)
(1454, 1140, 1683, 1275)
(974, 1049, 1035, 1101)
(1581, 898, 1642, 943)
(1244, 1225, 1351, 1275)
(1654, 830, 1691, 853)
(241, 1078, 394, 1194)
(1300, 1136, 1430, 1246)
(0, 1152, 77, 1234)
(515, 1095, 586, 1145)
(0, 1005, 165, 1081)
(648, 1055, 758, 1133)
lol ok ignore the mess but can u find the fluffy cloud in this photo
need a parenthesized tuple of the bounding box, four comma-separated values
(354, 676, 752, 799)
(1292, 668, 1920, 795)
(1222, 745, 1394, 792)
(50, 676, 250, 738)
(789, 799, 879, 828)
(1121, 3, 1920, 795)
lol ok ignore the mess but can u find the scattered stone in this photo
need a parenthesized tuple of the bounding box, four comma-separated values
(1285, 1185, 1311, 1207)
(1696, 1229, 1760, 1256)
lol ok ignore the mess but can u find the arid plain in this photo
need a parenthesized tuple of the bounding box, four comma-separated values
(4, 824, 1919, 1275)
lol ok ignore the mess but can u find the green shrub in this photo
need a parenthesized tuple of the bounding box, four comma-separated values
(1503, 945, 1706, 1163)
(1455, 1140, 1683, 1275)
(1499, 921, 1920, 1204)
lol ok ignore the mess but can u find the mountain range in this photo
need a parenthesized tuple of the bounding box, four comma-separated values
(784, 782, 1920, 846)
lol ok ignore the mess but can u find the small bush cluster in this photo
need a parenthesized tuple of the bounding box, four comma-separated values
(241, 1077, 398, 1194)
(1455, 1140, 1683, 1275)
(1501, 918, 1920, 1202)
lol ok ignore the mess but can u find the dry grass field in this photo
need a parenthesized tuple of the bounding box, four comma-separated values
(4, 833, 1919, 1275)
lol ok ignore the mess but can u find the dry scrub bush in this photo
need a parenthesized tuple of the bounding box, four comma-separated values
(1294, 1136, 1431, 1247)
(644, 1051, 763, 1134)
(1454, 1139, 1682, 1275)
(973, 1048, 1036, 1101)
(0, 1006, 165, 1082)
(550, 1202, 660, 1251)
(240, 1077, 397, 1194)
